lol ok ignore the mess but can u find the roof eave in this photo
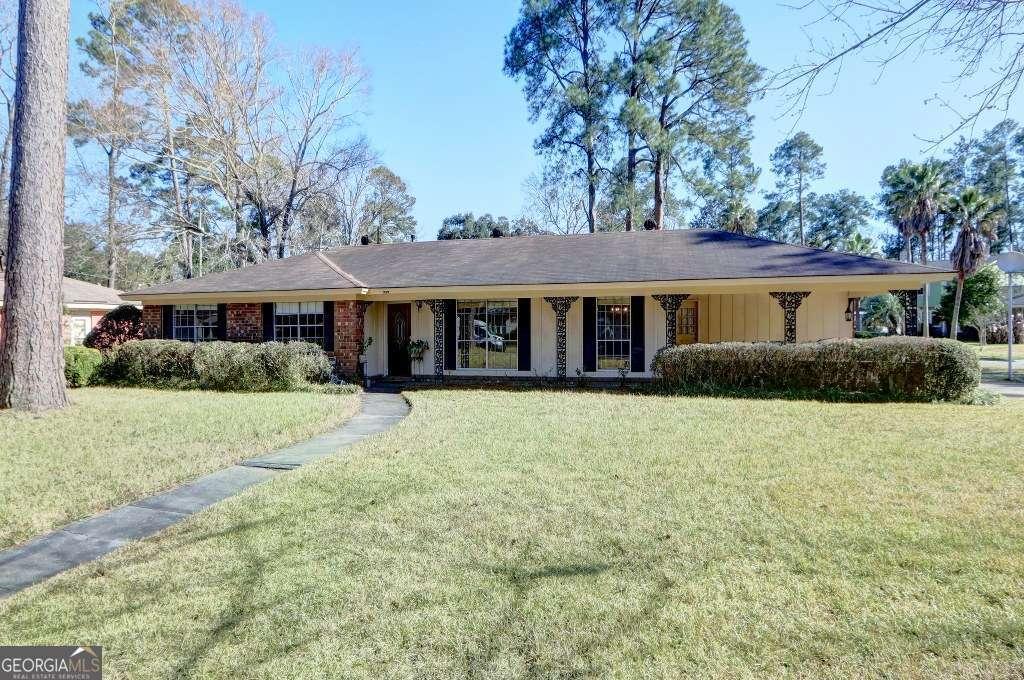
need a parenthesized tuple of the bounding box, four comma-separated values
(127, 287, 368, 304)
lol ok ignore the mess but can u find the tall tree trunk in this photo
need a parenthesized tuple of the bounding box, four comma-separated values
(624, 130, 636, 232)
(797, 181, 805, 245)
(1, 0, 72, 412)
(950, 274, 965, 340)
(580, 0, 596, 234)
(920, 231, 929, 265)
(161, 92, 193, 278)
(0, 98, 13, 264)
(1005, 156, 1015, 250)
(653, 151, 664, 229)
(105, 147, 118, 288)
(586, 150, 596, 233)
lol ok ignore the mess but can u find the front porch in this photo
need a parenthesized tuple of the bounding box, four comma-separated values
(360, 285, 925, 380)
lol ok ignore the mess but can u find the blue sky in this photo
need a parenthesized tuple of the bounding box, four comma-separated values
(69, 0, 1011, 243)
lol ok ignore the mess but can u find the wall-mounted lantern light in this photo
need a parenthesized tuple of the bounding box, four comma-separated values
(845, 298, 857, 323)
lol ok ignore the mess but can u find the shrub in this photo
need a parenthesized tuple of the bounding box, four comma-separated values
(64, 346, 103, 388)
(984, 320, 1024, 345)
(84, 305, 143, 351)
(99, 340, 332, 392)
(651, 337, 979, 402)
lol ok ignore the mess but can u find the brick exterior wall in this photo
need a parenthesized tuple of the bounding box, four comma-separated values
(227, 303, 261, 341)
(333, 301, 364, 377)
(142, 304, 162, 339)
(140, 301, 366, 378)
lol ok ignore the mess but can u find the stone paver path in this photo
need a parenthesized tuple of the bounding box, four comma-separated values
(0, 389, 409, 599)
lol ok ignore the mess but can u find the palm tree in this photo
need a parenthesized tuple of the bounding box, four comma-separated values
(947, 188, 1001, 339)
(880, 161, 952, 264)
(903, 161, 953, 265)
(861, 294, 904, 334)
(880, 164, 917, 262)
(842, 232, 881, 257)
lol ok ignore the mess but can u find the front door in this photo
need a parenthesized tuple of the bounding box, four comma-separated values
(387, 303, 412, 377)
(676, 300, 698, 345)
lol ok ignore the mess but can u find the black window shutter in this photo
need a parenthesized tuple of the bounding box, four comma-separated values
(630, 296, 645, 373)
(162, 305, 174, 339)
(582, 297, 596, 372)
(217, 304, 228, 341)
(517, 298, 531, 371)
(262, 303, 275, 341)
(443, 299, 456, 370)
(322, 301, 335, 351)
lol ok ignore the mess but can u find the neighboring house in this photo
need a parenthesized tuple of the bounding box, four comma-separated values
(0, 272, 133, 346)
(127, 230, 952, 380)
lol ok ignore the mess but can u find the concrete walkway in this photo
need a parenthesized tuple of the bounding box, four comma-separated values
(0, 390, 409, 599)
(982, 379, 1024, 398)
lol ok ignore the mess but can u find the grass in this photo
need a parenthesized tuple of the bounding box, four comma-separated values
(2, 389, 1024, 678)
(968, 342, 1022, 361)
(980, 364, 1024, 383)
(0, 387, 359, 549)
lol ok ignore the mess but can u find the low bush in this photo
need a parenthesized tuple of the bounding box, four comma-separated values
(64, 346, 103, 388)
(652, 337, 979, 402)
(84, 304, 143, 351)
(982, 320, 1024, 345)
(99, 340, 332, 392)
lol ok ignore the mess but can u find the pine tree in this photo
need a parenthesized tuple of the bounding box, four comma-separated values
(769, 132, 824, 246)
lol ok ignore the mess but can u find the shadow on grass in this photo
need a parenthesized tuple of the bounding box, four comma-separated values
(465, 557, 675, 677)
(377, 377, 969, 405)
(465, 560, 612, 676)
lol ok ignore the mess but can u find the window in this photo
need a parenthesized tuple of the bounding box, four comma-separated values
(676, 303, 697, 345)
(597, 297, 630, 370)
(456, 300, 518, 369)
(274, 302, 325, 346)
(173, 304, 218, 341)
(66, 315, 91, 346)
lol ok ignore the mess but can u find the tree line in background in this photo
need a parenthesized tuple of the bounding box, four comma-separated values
(0, 0, 420, 290)
(0, 0, 1020, 293)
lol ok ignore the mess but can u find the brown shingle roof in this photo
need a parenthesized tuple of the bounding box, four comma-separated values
(129, 229, 954, 296)
(0, 270, 127, 306)
(129, 251, 360, 296)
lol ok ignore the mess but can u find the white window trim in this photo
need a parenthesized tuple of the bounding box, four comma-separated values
(455, 299, 519, 371)
(595, 297, 631, 372)
(272, 301, 326, 347)
(173, 304, 218, 342)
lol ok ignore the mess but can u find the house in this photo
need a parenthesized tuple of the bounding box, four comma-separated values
(126, 229, 953, 380)
(0, 272, 134, 347)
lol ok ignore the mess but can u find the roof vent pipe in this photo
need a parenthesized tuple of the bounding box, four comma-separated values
(491, 228, 504, 238)
(360, 235, 370, 245)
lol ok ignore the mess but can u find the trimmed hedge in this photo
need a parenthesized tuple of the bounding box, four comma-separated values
(98, 340, 332, 392)
(64, 346, 103, 388)
(84, 304, 143, 350)
(651, 337, 979, 402)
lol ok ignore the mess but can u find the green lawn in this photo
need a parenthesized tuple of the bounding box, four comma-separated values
(980, 364, 1024, 383)
(0, 387, 359, 549)
(2, 390, 1023, 678)
(969, 342, 1021, 361)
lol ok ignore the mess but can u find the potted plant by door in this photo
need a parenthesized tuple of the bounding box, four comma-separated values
(407, 338, 429, 375)
(358, 337, 373, 386)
